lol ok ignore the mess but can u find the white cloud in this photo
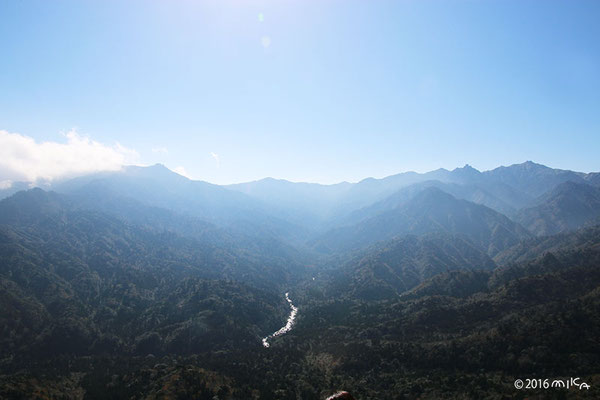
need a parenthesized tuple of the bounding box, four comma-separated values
(0, 129, 140, 183)
(210, 152, 220, 167)
(0, 180, 12, 190)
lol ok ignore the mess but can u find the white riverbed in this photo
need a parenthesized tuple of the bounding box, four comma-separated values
(262, 292, 298, 348)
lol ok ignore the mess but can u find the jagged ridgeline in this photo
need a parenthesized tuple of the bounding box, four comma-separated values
(1, 161, 600, 399)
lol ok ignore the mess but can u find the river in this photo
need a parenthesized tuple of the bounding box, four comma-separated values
(262, 292, 298, 348)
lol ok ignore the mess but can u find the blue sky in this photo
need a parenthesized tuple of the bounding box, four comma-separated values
(1, 0, 599, 184)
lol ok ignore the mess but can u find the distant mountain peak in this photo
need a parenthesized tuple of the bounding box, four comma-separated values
(122, 163, 190, 181)
(124, 163, 164, 170)
(151, 163, 170, 170)
(490, 160, 548, 171)
(451, 164, 481, 178)
(139, 163, 174, 173)
(358, 177, 377, 183)
(521, 160, 547, 169)
(458, 163, 478, 171)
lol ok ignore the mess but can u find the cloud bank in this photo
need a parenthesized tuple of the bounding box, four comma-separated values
(0, 129, 140, 186)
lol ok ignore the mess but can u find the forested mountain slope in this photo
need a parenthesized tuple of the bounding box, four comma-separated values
(312, 187, 531, 256)
(0, 189, 296, 366)
(324, 233, 496, 301)
(516, 181, 600, 236)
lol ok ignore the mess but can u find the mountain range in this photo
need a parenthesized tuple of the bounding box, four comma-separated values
(1, 160, 600, 399)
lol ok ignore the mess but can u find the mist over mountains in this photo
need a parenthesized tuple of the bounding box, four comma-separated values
(2, 161, 600, 398)
(4, 160, 599, 231)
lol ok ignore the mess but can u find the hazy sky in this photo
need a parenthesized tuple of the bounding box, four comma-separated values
(1, 0, 599, 184)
